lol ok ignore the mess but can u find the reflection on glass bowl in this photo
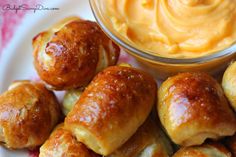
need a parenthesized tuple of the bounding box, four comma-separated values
(89, 0, 236, 79)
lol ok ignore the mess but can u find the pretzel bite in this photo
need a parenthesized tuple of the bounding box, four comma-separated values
(0, 80, 61, 149)
(173, 143, 232, 157)
(108, 118, 173, 157)
(62, 63, 131, 116)
(39, 123, 100, 157)
(225, 134, 236, 156)
(33, 17, 120, 90)
(222, 61, 236, 111)
(65, 66, 157, 155)
(62, 88, 84, 116)
(158, 72, 236, 146)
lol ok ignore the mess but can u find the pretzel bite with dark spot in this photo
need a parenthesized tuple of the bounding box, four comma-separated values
(33, 17, 120, 90)
(65, 66, 157, 156)
(0, 80, 61, 149)
(158, 72, 236, 146)
(173, 143, 232, 157)
(39, 123, 100, 157)
(225, 134, 236, 157)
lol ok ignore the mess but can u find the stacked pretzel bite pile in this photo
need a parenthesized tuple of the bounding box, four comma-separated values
(1, 16, 236, 157)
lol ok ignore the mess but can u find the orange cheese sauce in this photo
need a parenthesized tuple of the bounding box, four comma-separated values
(103, 0, 236, 58)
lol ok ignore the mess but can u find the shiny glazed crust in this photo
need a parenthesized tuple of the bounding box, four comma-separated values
(39, 123, 100, 157)
(173, 143, 232, 157)
(222, 61, 236, 111)
(0, 81, 61, 149)
(158, 72, 236, 146)
(33, 17, 120, 90)
(108, 118, 173, 157)
(65, 66, 157, 155)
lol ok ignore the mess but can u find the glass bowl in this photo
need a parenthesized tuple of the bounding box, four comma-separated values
(89, 0, 236, 79)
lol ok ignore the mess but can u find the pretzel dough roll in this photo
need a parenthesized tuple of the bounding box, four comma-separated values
(65, 66, 157, 155)
(108, 118, 173, 157)
(39, 123, 100, 157)
(173, 143, 232, 157)
(158, 72, 236, 146)
(62, 88, 84, 116)
(0, 81, 61, 149)
(222, 61, 236, 111)
(33, 17, 120, 90)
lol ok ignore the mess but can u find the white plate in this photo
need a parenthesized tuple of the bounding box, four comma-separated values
(0, 0, 95, 156)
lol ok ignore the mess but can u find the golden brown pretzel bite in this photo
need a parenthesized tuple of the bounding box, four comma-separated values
(65, 66, 157, 155)
(222, 61, 236, 112)
(33, 17, 120, 90)
(108, 118, 173, 157)
(173, 143, 232, 157)
(39, 123, 100, 157)
(158, 72, 236, 146)
(0, 80, 61, 149)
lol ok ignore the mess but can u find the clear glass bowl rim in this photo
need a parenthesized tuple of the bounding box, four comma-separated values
(89, 0, 236, 64)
